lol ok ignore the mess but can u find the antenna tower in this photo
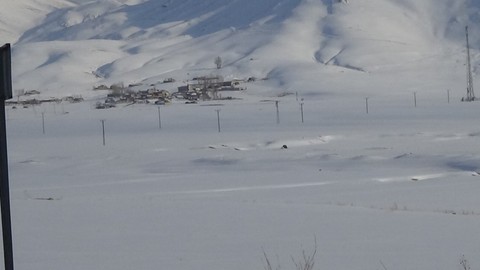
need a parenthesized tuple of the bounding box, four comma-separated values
(464, 26, 475, 101)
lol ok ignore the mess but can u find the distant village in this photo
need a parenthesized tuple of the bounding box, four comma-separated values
(95, 75, 251, 109)
(5, 89, 84, 108)
(6, 75, 254, 109)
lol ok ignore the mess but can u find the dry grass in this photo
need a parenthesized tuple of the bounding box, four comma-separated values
(263, 238, 317, 270)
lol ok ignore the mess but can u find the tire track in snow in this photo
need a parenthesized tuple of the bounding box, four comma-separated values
(163, 181, 334, 195)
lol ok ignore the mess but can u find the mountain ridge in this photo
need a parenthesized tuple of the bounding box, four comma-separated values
(2, 0, 479, 99)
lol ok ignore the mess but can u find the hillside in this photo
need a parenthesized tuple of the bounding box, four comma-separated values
(0, 0, 73, 44)
(2, 0, 480, 99)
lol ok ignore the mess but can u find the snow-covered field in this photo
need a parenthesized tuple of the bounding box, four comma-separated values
(5, 93, 480, 270)
(2, 0, 480, 269)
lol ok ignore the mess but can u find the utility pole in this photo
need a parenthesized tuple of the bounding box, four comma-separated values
(464, 26, 475, 101)
(100, 120, 106, 146)
(300, 102, 304, 123)
(215, 109, 221, 133)
(365, 97, 369, 114)
(275, 101, 280, 124)
(0, 43, 14, 270)
(41, 112, 45, 134)
(157, 106, 162, 129)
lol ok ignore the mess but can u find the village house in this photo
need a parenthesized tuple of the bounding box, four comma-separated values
(24, 90, 41, 96)
(177, 76, 245, 100)
(102, 87, 172, 107)
(221, 79, 245, 91)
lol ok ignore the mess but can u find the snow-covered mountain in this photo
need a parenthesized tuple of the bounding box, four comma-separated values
(2, 0, 480, 98)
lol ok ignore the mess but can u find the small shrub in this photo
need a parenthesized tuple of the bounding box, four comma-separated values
(263, 238, 317, 270)
(460, 255, 471, 270)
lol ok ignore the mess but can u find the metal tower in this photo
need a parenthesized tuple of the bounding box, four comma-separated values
(464, 26, 475, 101)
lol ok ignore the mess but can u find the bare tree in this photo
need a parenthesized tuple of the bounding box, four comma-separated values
(214, 56, 222, 69)
(14, 89, 24, 102)
(262, 249, 280, 270)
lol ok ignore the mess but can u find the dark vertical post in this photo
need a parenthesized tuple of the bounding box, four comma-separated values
(215, 109, 221, 133)
(41, 112, 45, 135)
(414, 92, 417, 108)
(365, 97, 369, 114)
(0, 43, 14, 270)
(465, 26, 475, 101)
(157, 106, 162, 129)
(447, 89, 450, 104)
(101, 120, 106, 146)
(300, 102, 304, 123)
(0, 101, 13, 270)
(275, 101, 280, 124)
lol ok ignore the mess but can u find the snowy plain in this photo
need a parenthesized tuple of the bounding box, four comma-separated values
(7, 94, 480, 270)
(1, 0, 480, 269)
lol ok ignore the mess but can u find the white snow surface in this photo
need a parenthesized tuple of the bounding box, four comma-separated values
(2, 0, 480, 269)
(7, 96, 480, 270)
